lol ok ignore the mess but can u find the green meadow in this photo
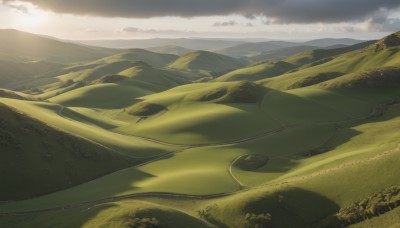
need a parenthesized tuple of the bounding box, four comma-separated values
(0, 30, 399, 228)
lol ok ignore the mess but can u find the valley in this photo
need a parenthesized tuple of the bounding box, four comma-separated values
(0, 29, 399, 228)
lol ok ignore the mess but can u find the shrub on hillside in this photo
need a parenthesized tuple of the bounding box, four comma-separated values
(336, 185, 400, 225)
(127, 217, 161, 228)
(244, 213, 272, 228)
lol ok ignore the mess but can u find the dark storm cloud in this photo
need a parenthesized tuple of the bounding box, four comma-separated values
(2, 0, 400, 24)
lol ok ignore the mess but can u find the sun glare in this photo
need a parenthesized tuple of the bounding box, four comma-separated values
(15, 10, 47, 28)
(11, 4, 48, 29)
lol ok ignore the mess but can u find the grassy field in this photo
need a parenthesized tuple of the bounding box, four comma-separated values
(168, 50, 246, 75)
(215, 61, 296, 82)
(0, 31, 399, 228)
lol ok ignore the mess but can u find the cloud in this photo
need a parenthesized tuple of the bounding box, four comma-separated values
(213, 21, 237, 27)
(2, 0, 400, 24)
(120, 27, 193, 35)
(3, 0, 32, 14)
(333, 8, 400, 33)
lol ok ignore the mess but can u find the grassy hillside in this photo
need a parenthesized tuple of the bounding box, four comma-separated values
(0, 59, 64, 86)
(33, 59, 191, 100)
(216, 61, 296, 82)
(285, 40, 375, 67)
(49, 79, 164, 109)
(260, 36, 400, 90)
(118, 61, 192, 88)
(147, 45, 194, 56)
(0, 89, 35, 100)
(57, 61, 134, 82)
(318, 67, 400, 89)
(0, 32, 399, 228)
(247, 45, 319, 62)
(303, 38, 364, 47)
(215, 41, 299, 58)
(0, 29, 118, 64)
(93, 48, 178, 67)
(0, 101, 138, 200)
(168, 50, 246, 76)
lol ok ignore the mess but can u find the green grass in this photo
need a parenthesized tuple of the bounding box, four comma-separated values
(147, 45, 194, 56)
(49, 79, 164, 109)
(0, 98, 178, 157)
(0, 59, 64, 86)
(0, 89, 35, 100)
(215, 60, 296, 82)
(285, 41, 374, 67)
(0, 200, 212, 228)
(118, 63, 191, 88)
(350, 207, 400, 228)
(318, 66, 400, 89)
(93, 48, 178, 67)
(0, 29, 119, 64)
(260, 45, 400, 90)
(168, 50, 246, 75)
(1, 31, 400, 228)
(0, 102, 137, 201)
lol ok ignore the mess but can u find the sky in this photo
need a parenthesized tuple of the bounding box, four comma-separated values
(0, 0, 399, 41)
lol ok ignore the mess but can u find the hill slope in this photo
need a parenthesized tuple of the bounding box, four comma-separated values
(216, 61, 296, 82)
(93, 49, 178, 67)
(168, 51, 246, 75)
(286, 40, 375, 67)
(0, 32, 399, 228)
(216, 41, 299, 58)
(0, 29, 118, 64)
(147, 45, 194, 56)
(119, 62, 191, 88)
(0, 102, 136, 200)
(260, 34, 400, 90)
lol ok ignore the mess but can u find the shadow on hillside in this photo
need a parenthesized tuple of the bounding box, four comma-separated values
(0, 164, 164, 214)
(237, 187, 340, 227)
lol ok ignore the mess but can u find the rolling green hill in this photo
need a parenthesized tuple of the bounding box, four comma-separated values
(318, 67, 400, 89)
(0, 102, 137, 200)
(147, 45, 194, 56)
(118, 61, 192, 88)
(0, 89, 35, 100)
(260, 34, 400, 90)
(285, 40, 375, 67)
(48, 79, 164, 109)
(0, 59, 64, 86)
(0, 31, 399, 228)
(216, 41, 299, 58)
(0, 29, 118, 64)
(168, 50, 246, 76)
(216, 61, 296, 82)
(303, 38, 363, 47)
(246, 45, 319, 62)
(93, 48, 178, 67)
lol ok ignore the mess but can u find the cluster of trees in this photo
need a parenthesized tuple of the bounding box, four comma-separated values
(243, 213, 272, 228)
(336, 185, 400, 225)
(127, 217, 161, 228)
